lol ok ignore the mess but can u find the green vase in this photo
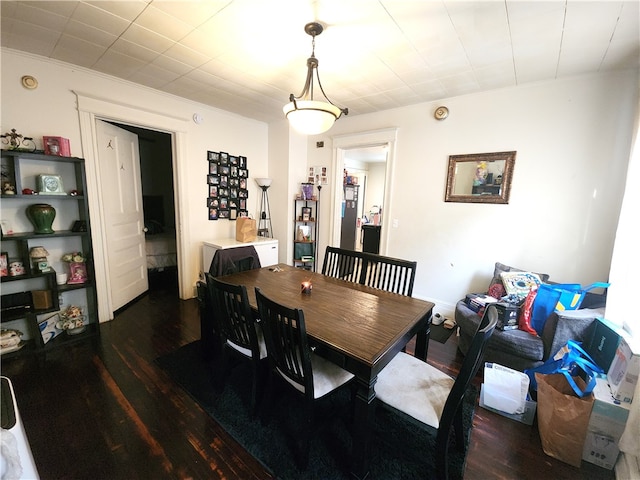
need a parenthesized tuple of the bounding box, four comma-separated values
(26, 203, 56, 234)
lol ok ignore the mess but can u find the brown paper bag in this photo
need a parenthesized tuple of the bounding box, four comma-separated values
(235, 217, 257, 242)
(535, 373, 594, 467)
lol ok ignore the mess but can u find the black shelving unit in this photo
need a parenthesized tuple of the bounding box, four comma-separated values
(1, 150, 98, 358)
(293, 198, 319, 272)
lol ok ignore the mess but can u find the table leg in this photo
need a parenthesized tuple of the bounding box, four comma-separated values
(350, 376, 376, 480)
(414, 310, 432, 362)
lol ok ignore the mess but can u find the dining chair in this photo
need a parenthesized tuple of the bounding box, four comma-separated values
(360, 252, 417, 296)
(255, 287, 355, 469)
(374, 304, 498, 480)
(200, 247, 261, 360)
(207, 274, 267, 415)
(321, 246, 364, 283)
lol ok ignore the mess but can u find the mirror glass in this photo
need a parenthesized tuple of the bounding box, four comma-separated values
(445, 151, 516, 204)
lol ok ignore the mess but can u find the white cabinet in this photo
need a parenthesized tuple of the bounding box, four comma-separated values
(202, 237, 278, 274)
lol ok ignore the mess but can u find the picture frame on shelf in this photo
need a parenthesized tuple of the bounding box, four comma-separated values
(71, 220, 87, 232)
(297, 225, 311, 242)
(0, 251, 8, 277)
(67, 262, 88, 284)
(301, 207, 312, 221)
(0, 219, 13, 237)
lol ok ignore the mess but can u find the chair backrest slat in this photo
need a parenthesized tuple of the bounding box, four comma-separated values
(256, 288, 314, 397)
(207, 274, 260, 359)
(322, 247, 416, 296)
(322, 246, 363, 283)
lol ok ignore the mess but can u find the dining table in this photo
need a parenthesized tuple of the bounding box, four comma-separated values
(217, 263, 435, 479)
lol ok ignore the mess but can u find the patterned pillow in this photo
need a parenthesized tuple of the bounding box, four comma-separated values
(487, 262, 550, 297)
(500, 271, 542, 300)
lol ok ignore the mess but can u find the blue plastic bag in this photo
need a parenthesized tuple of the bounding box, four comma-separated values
(530, 282, 609, 336)
(525, 340, 604, 397)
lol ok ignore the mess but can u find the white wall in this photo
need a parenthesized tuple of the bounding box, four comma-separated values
(293, 70, 638, 316)
(3, 48, 636, 321)
(1, 49, 269, 317)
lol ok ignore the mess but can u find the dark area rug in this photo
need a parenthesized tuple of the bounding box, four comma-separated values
(156, 341, 477, 480)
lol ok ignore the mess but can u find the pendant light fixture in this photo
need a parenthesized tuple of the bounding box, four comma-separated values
(283, 22, 348, 135)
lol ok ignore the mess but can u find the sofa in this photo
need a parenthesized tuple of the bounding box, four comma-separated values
(456, 262, 607, 372)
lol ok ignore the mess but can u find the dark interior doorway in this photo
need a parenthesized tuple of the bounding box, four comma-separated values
(110, 123, 177, 293)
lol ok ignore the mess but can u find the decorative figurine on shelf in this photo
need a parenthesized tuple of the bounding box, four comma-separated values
(29, 246, 51, 273)
(1, 129, 36, 152)
(62, 252, 88, 284)
(2, 183, 15, 195)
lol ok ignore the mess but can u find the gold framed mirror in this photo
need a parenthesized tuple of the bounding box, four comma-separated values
(445, 151, 516, 204)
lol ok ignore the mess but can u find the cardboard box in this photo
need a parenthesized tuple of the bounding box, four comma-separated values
(32, 290, 53, 309)
(465, 293, 498, 313)
(582, 377, 631, 469)
(494, 302, 520, 330)
(607, 335, 640, 403)
(586, 318, 623, 372)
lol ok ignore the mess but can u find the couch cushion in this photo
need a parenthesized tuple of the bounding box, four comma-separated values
(456, 300, 544, 363)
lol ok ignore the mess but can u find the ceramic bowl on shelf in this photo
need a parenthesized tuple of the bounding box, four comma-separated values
(65, 325, 86, 335)
(56, 314, 86, 335)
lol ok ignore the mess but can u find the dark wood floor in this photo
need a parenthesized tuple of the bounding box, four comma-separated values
(2, 273, 615, 480)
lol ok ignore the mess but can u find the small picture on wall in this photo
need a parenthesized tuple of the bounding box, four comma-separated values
(219, 152, 229, 166)
(208, 151, 220, 162)
(209, 162, 218, 175)
(209, 208, 218, 220)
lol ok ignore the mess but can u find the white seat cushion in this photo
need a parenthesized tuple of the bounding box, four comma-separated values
(375, 352, 454, 428)
(277, 352, 354, 399)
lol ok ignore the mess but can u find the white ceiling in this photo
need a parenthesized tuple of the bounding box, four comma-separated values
(1, 1, 638, 125)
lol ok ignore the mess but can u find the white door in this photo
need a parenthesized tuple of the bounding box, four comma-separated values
(96, 120, 148, 311)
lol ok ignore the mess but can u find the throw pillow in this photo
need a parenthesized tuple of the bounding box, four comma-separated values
(488, 261, 550, 295)
(501, 271, 542, 300)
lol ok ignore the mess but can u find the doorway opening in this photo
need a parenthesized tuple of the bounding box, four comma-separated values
(110, 123, 178, 295)
(330, 129, 398, 257)
(342, 146, 387, 252)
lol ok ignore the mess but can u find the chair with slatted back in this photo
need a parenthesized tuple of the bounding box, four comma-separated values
(321, 246, 364, 283)
(207, 274, 267, 415)
(375, 304, 498, 480)
(360, 252, 417, 296)
(255, 287, 355, 469)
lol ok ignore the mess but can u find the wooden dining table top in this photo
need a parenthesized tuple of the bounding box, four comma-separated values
(217, 263, 435, 369)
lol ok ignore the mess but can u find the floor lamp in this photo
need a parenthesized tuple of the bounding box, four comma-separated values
(256, 178, 272, 237)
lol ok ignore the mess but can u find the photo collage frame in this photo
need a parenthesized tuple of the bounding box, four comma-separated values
(207, 151, 249, 220)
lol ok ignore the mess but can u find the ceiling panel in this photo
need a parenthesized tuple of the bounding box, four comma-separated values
(0, 0, 637, 123)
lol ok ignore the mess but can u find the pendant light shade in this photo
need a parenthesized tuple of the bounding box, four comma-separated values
(283, 100, 343, 135)
(284, 22, 348, 135)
